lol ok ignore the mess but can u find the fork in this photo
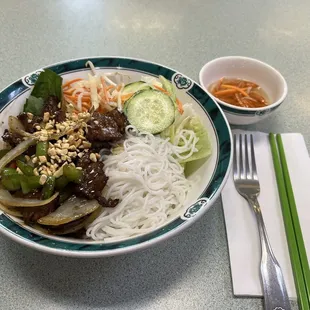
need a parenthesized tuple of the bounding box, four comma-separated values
(233, 134, 291, 310)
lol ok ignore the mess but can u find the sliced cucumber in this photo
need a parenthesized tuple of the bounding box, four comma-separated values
(123, 81, 151, 95)
(125, 89, 175, 134)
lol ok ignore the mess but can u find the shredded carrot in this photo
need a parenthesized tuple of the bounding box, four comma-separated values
(111, 92, 134, 102)
(215, 77, 224, 92)
(214, 89, 239, 96)
(235, 93, 246, 107)
(77, 95, 91, 100)
(75, 93, 91, 98)
(63, 88, 75, 95)
(82, 102, 91, 109)
(65, 95, 77, 103)
(106, 85, 114, 91)
(220, 84, 249, 97)
(100, 77, 110, 103)
(73, 93, 91, 99)
(176, 98, 184, 114)
(154, 85, 169, 95)
(74, 90, 90, 95)
(121, 93, 134, 101)
(79, 97, 91, 104)
(62, 78, 83, 89)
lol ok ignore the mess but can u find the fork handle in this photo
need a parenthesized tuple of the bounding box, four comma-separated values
(249, 197, 292, 310)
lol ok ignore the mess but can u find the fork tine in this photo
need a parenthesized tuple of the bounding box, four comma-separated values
(233, 134, 238, 179)
(250, 134, 258, 180)
(239, 134, 245, 179)
(244, 135, 251, 179)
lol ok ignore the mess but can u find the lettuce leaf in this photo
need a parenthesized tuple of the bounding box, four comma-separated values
(31, 69, 62, 101)
(23, 96, 44, 116)
(161, 104, 212, 164)
(23, 69, 62, 116)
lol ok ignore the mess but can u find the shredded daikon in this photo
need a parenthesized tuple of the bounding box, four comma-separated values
(76, 92, 83, 111)
(101, 74, 117, 87)
(89, 74, 99, 110)
(117, 83, 125, 111)
(141, 75, 162, 88)
(86, 61, 97, 76)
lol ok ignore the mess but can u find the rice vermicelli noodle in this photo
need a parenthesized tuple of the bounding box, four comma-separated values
(86, 126, 197, 241)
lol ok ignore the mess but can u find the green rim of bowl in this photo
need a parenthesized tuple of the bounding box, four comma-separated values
(0, 57, 232, 255)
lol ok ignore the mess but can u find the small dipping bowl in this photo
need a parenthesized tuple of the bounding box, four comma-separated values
(199, 56, 288, 125)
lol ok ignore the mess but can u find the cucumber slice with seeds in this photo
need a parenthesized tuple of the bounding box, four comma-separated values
(125, 89, 175, 134)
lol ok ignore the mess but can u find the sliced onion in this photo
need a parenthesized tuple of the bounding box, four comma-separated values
(47, 216, 89, 235)
(0, 188, 59, 207)
(0, 202, 23, 217)
(46, 207, 102, 235)
(0, 138, 36, 172)
(8, 116, 33, 138)
(38, 195, 99, 226)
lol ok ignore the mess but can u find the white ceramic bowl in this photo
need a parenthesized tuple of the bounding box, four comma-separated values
(199, 56, 288, 125)
(0, 56, 232, 257)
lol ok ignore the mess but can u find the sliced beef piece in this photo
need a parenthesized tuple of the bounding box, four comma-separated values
(75, 158, 118, 207)
(96, 196, 119, 208)
(42, 95, 60, 115)
(2, 129, 23, 147)
(90, 141, 111, 153)
(13, 189, 41, 199)
(24, 145, 36, 156)
(76, 153, 92, 169)
(2, 129, 35, 155)
(106, 109, 128, 134)
(14, 190, 60, 224)
(74, 161, 108, 199)
(43, 95, 66, 123)
(54, 110, 66, 123)
(86, 111, 127, 142)
(17, 113, 42, 133)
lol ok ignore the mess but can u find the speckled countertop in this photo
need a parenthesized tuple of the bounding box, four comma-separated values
(0, 0, 308, 309)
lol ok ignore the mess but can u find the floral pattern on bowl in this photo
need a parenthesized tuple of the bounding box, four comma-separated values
(173, 74, 192, 90)
(182, 198, 208, 220)
(23, 70, 44, 87)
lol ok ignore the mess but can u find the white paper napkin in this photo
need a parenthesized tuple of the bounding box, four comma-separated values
(222, 130, 310, 299)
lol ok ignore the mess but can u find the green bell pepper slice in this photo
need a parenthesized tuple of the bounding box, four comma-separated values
(55, 175, 69, 190)
(20, 176, 41, 194)
(1, 168, 19, 177)
(63, 165, 82, 183)
(36, 141, 49, 157)
(16, 160, 33, 176)
(42, 176, 55, 199)
(1, 175, 22, 191)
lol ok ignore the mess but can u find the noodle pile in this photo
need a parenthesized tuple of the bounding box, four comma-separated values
(86, 126, 197, 241)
